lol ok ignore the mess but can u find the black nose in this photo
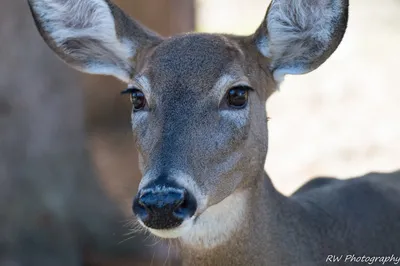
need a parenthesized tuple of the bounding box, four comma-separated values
(133, 185, 197, 229)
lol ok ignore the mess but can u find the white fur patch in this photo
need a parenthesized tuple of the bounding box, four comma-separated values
(31, 0, 135, 82)
(180, 190, 249, 249)
(213, 74, 237, 100)
(133, 75, 152, 96)
(273, 66, 307, 83)
(220, 109, 249, 128)
(147, 218, 194, 238)
(131, 110, 148, 129)
(85, 64, 130, 83)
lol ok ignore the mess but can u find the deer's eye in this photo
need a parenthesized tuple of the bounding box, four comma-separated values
(226, 86, 250, 109)
(121, 88, 147, 111)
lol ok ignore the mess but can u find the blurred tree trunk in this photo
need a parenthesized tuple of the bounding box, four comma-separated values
(0, 1, 159, 265)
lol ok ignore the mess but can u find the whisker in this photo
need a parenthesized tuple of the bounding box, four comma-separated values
(117, 235, 138, 245)
(150, 249, 156, 266)
(163, 240, 172, 266)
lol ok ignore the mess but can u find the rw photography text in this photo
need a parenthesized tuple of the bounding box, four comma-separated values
(326, 255, 400, 265)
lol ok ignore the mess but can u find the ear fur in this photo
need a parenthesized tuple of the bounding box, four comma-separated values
(254, 0, 349, 82)
(28, 0, 161, 82)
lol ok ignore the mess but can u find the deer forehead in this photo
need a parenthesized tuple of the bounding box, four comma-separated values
(133, 34, 253, 96)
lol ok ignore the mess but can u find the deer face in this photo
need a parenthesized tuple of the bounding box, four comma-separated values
(129, 34, 273, 235)
(29, 0, 348, 242)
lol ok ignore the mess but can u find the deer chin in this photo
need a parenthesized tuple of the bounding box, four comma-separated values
(141, 190, 249, 248)
(143, 218, 195, 239)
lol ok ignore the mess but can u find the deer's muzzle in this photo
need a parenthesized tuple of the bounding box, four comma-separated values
(133, 183, 197, 230)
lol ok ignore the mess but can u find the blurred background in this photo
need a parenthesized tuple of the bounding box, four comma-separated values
(0, 0, 399, 265)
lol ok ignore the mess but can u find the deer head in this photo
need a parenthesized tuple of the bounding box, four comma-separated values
(29, 0, 348, 244)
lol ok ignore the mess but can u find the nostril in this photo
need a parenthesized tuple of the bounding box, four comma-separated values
(133, 196, 149, 222)
(173, 200, 190, 219)
(172, 191, 197, 220)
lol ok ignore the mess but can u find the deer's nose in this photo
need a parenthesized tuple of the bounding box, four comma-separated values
(133, 186, 197, 229)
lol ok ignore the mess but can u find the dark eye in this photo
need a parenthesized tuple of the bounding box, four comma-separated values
(226, 86, 250, 109)
(121, 88, 147, 111)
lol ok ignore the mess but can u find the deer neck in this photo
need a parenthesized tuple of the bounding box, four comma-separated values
(178, 172, 307, 266)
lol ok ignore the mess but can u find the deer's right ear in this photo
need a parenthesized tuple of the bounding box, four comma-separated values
(28, 0, 162, 82)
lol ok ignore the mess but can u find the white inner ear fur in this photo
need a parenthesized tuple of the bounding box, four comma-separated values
(31, 0, 135, 82)
(258, 0, 343, 82)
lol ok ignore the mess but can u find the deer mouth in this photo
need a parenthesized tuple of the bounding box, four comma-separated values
(137, 190, 249, 249)
(142, 216, 196, 239)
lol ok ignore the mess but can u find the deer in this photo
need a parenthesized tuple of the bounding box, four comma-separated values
(28, 0, 400, 265)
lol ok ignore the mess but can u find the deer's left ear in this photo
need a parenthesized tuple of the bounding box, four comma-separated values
(254, 0, 349, 82)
